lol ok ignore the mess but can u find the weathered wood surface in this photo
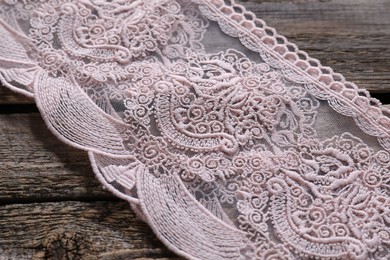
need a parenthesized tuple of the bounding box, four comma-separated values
(0, 0, 389, 259)
(0, 114, 110, 203)
(0, 201, 178, 260)
(0, 88, 32, 105)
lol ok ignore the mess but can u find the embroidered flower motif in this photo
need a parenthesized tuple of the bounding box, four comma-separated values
(36, 49, 68, 75)
(136, 136, 167, 166)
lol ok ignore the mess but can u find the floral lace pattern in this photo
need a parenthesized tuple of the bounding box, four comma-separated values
(0, 0, 389, 259)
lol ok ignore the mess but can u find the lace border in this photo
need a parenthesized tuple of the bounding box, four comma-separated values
(194, 0, 390, 151)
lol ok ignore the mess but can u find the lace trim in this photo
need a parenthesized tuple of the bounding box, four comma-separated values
(194, 0, 390, 151)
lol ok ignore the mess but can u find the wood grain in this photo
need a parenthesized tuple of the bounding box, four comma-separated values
(0, 87, 33, 105)
(0, 1, 389, 259)
(0, 114, 113, 203)
(0, 201, 178, 259)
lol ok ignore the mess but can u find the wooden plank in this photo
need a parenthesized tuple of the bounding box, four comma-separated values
(0, 113, 114, 203)
(0, 87, 33, 105)
(0, 0, 390, 104)
(0, 201, 180, 259)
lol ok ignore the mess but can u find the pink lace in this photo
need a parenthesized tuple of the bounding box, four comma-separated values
(1, 0, 389, 259)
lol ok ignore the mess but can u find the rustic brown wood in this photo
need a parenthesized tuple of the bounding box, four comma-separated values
(0, 114, 114, 203)
(0, 0, 389, 259)
(0, 87, 33, 105)
(0, 201, 179, 259)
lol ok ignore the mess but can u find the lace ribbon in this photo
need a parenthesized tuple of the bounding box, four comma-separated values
(1, 1, 389, 259)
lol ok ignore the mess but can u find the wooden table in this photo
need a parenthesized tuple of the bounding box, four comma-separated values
(1, 0, 389, 259)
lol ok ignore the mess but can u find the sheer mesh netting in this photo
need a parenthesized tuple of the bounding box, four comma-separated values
(1, 0, 390, 259)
